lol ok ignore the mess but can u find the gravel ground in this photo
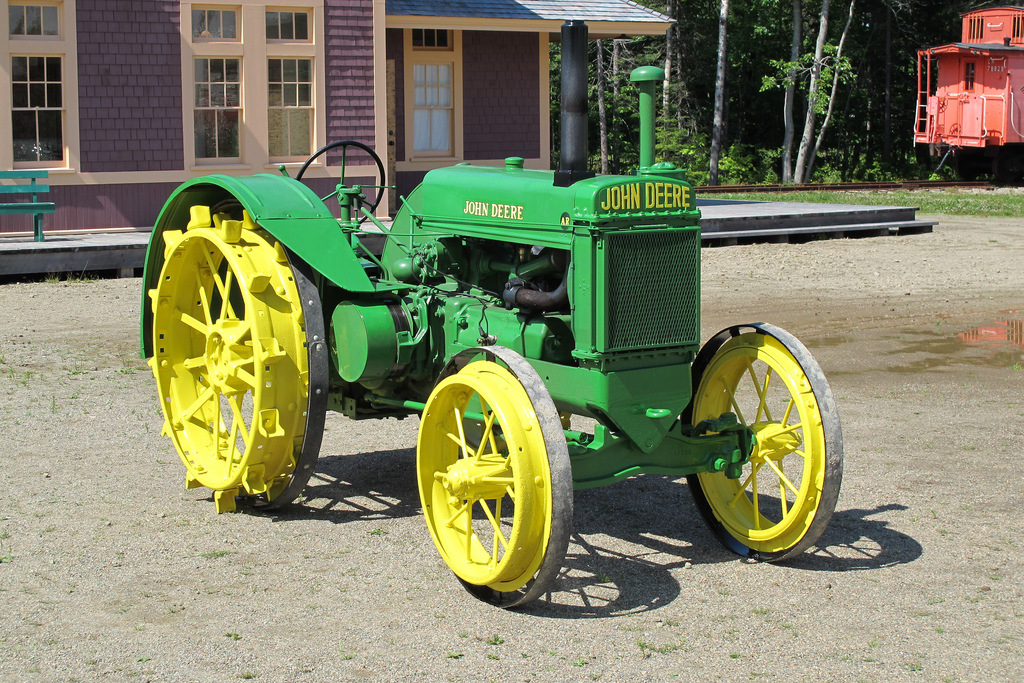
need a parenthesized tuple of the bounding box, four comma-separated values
(1, 214, 1022, 681)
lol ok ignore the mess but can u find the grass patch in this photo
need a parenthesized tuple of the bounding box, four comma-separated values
(712, 189, 1024, 218)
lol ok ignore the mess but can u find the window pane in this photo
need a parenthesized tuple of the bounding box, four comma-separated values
(295, 12, 308, 40)
(46, 57, 61, 82)
(46, 83, 61, 107)
(426, 86, 437, 107)
(297, 84, 311, 107)
(222, 11, 236, 39)
(225, 83, 240, 107)
(195, 84, 210, 107)
(439, 64, 451, 85)
(431, 109, 450, 151)
(280, 12, 294, 40)
(12, 83, 28, 108)
(192, 9, 205, 38)
(225, 59, 239, 83)
(37, 110, 63, 161)
(12, 111, 38, 161)
(436, 30, 448, 48)
(9, 5, 25, 35)
(42, 5, 58, 35)
(26, 5, 41, 34)
(29, 56, 45, 81)
(266, 11, 279, 39)
(210, 59, 224, 83)
(414, 85, 425, 107)
(12, 56, 28, 82)
(288, 109, 310, 155)
(268, 59, 282, 83)
(268, 108, 285, 156)
(297, 59, 311, 82)
(217, 109, 239, 157)
(413, 109, 431, 151)
(426, 64, 438, 85)
(413, 64, 424, 85)
(438, 85, 450, 107)
(211, 83, 225, 107)
(412, 29, 423, 47)
(284, 83, 296, 107)
(283, 59, 296, 82)
(208, 10, 221, 38)
(268, 83, 282, 107)
(29, 83, 45, 107)
(195, 109, 217, 157)
(195, 59, 208, 83)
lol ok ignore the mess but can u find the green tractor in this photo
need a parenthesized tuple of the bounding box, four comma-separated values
(140, 21, 841, 608)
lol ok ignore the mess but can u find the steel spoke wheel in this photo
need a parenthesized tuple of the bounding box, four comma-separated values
(687, 323, 843, 561)
(149, 205, 326, 512)
(417, 347, 572, 608)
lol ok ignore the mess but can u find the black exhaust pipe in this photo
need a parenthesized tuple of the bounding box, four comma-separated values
(554, 20, 595, 187)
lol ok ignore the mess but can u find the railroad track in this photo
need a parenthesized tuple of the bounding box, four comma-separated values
(697, 180, 992, 194)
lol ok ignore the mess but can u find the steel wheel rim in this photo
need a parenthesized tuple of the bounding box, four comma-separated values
(417, 361, 552, 591)
(150, 209, 311, 504)
(692, 332, 826, 554)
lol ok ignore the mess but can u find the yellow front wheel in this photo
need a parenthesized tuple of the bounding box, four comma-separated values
(688, 324, 843, 561)
(149, 204, 327, 512)
(417, 347, 572, 608)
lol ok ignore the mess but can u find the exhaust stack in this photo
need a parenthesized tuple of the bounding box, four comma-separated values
(554, 20, 595, 187)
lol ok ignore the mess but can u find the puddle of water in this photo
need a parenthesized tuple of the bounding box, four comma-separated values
(884, 321, 1024, 374)
(957, 320, 1024, 347)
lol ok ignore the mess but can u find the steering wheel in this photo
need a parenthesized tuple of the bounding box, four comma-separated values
(295, 140, 387, 219)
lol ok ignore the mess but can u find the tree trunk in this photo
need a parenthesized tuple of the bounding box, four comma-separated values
(793, 0, 831, 183)
(883, 4, 892, 162)
(806, 0, 856, 180)
(782, 0, 801, 183)
(612, 38, 621, 174)
(709, 0, 730, 185)
(596, 40, 609, 175)
(664, 0, 675, 117)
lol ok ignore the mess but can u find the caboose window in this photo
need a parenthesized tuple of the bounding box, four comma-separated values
(965, 62, 976, 91)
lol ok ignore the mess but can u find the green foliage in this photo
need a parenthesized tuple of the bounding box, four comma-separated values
(549, 0, 967, 184)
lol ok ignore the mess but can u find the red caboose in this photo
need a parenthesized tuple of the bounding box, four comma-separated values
(916, 7, 1024, 180)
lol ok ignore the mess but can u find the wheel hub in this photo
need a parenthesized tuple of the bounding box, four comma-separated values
(204, 320, 249, 395)
(750, 421, 802, 462)
(440, 457, 510, 500)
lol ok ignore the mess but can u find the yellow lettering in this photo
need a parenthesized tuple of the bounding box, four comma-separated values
(630, 183, 641, 209)
(601, 191, 610, 211)
(681, 185, 692, 208)
(610, 186, 621, 211)
(645, 182, 655, 209)
(672, 184, 682, 208)
(491, 203, 499, 217)
(515, 205, 523, 220)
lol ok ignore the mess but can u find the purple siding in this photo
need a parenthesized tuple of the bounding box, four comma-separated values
(463, 31, 540, 160)
(324, 0, 376, 166)
(0, 182, 177, 233)
(76, 1, 183, 172)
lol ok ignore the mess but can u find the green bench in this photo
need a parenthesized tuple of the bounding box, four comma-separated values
(0, 170, 56, 242)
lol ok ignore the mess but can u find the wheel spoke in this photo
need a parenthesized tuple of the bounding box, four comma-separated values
(781, 398, 796, 428)
(728, 461, 763, 508)
(178, 386, 215, 423)
(226, 393, 251, 448)
(475, 410, 497, 460)
(177, 309, 208, 335)
(183, 355, 206, 370)
(444, 498, 471, 528)
(219, 269, 235, 320)
(722, 377, 747, 426)
(749, 365, 774, 424)
(195, 270, 214, 325)
(751, 467, 760, 530)
(453, 406, 470, 459)
(764, 457, 801, 497)
(478, 497, 509, 561)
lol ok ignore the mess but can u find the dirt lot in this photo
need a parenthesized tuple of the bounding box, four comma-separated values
(1, 214, 1022, 681)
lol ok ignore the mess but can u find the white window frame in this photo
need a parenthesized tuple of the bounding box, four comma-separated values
(403, 28, 462, 162)
(2, 0, 79, 171)
(180, 1, 325, 172)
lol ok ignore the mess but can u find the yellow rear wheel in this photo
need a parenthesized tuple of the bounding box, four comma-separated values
(417, 347, 572, 607)
(149, 205, 326, 512)
(688, 324, 843, 561)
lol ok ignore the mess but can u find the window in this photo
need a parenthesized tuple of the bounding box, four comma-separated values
(194, 58, 241, 158)
(192, 8, 238, 40)
(412, 63, 452, 153)
(406, 29, 457, 158)
(8, 3, 58, 35)
(965, 62, 976, 91)
(1014, 14, 1023, 40)
(266, 10, 309, 40)
(11, 55, 63, 161)
(268, 58, 311, 156)
(411, 28, 448, 49)
(969, 16, 983, 41)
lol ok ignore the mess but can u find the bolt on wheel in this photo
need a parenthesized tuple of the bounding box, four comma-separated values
(417, 349, 571, 607)
(149, 205, 326, 512)
(688, 324, 843, 561)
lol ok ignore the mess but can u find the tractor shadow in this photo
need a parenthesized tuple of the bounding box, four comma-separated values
(521, 480, 923, 619)
(252, 447, 422, 524)
(247, 453, 922, 618)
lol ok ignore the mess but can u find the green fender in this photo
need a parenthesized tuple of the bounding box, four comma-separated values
(139, 173, 375, 357)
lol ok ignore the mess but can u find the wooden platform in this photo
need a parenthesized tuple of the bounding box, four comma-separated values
(0, 200, 935, 277)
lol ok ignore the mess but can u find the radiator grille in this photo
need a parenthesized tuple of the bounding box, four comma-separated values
(603, 228, 700, 352)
